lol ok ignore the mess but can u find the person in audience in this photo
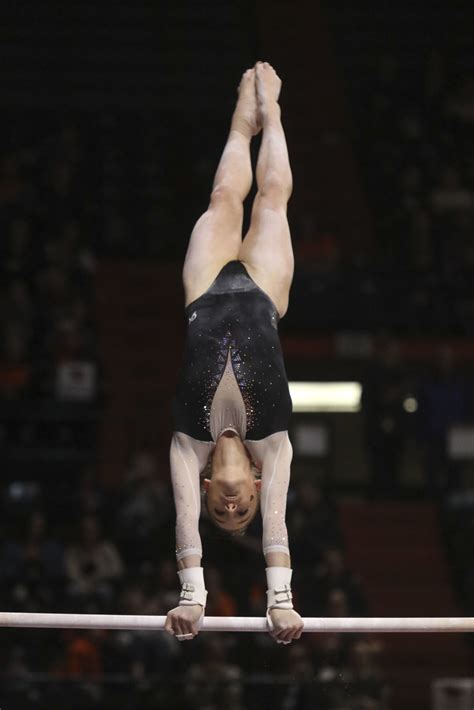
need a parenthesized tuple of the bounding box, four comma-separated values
(431, 166, 473, 215)
(0, 325, 32, 399)
(1, 218, 34, 280)
(446, 76, 474, 123)
(65, 514, 123, 604)
(1, 279, 34, 332)
(315, 546, 369, 617)
(204, 565, 237, 617)
(417, 346, 468, 495)
(115, 447, 173, 565)
(361, 340, 407, 499)
(185, 635, 244, 710)
(0, 511, 66, 605)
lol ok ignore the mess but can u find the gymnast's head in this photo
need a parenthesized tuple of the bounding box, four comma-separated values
(204, 430, 261, 533)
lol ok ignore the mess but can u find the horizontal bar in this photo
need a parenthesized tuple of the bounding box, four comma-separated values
(0, 613, 473, 633)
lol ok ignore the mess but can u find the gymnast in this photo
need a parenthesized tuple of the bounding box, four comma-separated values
(165, 62, 303, 645)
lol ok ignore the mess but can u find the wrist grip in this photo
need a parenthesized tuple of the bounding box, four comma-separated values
(178, 567, 207, 608)
(266, 566, 294, 610)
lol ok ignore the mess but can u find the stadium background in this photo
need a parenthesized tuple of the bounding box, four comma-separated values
(0, 1, 473, 708)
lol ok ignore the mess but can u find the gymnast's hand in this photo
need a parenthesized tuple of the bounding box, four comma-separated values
(164, 604, 204, 641)
(268, 608, 304, 644)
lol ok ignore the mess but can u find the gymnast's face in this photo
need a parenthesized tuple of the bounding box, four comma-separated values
(204, 466, 261, 532)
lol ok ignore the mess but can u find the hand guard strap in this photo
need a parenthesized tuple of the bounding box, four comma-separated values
(178, 567, 207, 608)
(266, 567, 294, 610)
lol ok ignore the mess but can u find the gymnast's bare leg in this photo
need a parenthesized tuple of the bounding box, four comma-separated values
(182, 68, 260, 308)
(182, 61, 294, 319)
(239, 61, 294, 319)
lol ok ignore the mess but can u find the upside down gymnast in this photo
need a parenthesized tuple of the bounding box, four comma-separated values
(165, 62, 304, 644)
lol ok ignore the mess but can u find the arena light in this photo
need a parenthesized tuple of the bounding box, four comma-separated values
(0, 613, 473, 633)
(289, 382, 362, 413)
(403, 396, 418, 413)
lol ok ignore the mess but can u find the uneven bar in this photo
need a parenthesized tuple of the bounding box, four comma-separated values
(0, 613, 473, 633)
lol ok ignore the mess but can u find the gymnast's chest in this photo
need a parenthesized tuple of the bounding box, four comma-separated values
(209, 349, 248, 442)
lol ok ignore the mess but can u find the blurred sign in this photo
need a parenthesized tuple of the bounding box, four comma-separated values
(448, 426, 474, 459)
(293, 422, 329, 457)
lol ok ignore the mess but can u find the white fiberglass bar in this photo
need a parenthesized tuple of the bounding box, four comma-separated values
(0, 613, 473, 633)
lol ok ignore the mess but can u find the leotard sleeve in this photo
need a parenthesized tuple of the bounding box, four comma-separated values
(169, 432, 214, 562)
(246, 431, 293, 557)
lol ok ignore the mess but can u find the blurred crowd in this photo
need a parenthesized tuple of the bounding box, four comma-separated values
(361, 339, 474, 501)
(361, 52, 474, 276)
(0, 47, 473, 709)
(0, 117, 386, 705)
(0, 449, 386, 710)
(293, 53, 474, 336)
(0, 122, 99, 405)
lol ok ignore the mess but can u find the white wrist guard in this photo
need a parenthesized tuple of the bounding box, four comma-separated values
(178, 567, 207, 608)
(266, 567, 294, 610)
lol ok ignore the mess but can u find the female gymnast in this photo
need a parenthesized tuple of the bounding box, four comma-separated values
(165, 62, 303, 645)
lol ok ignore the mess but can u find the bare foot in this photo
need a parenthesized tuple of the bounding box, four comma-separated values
(231, 68, 261, 137)
(255, 61, 282, 122)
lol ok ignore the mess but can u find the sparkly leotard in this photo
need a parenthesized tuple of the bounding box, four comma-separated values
(170, 261, 294, 562)
(172, 260, 292, 441)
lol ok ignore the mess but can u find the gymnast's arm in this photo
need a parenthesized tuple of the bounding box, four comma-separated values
(164, 432, 213, 640)
(248, 431, 304, 643)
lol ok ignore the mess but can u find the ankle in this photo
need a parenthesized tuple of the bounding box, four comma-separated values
(260, 102, 281, 129)
(230, 114, 254, 139)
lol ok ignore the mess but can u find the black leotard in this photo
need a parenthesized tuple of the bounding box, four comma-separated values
(172, 260, 292, 442)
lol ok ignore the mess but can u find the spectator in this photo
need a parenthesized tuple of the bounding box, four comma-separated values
(0, 154, 26, 210)
(205, 565, 238, 617)
(288, 479, 340, 565)
(347, 638, 384, 685)
(66, 514, 124, 606)
(431, 166, 473, 214)
(56, 629, 104, 680)
(115, 448, 173, 565)
(312, 632, 350, 682)
(0, 511, 66, 607)
(1, 279, 34, 332)
(281, 644, 315, 710)
(1, 218, 35, 280)
(315, 546, 369, 617)
(417, 346, 468, 496)
(446, 76, 474, 123)
(106, 577, 178, 677)
(3, 644, 32, 684)
(424, 50, 446, 106)
(2, 644, 36, 705)
(327, 588, 350, 617)
(60, 219, 97, 282)
(77, 465, 109, 520)
(345, 639, 386, 708)
(361, 340, 407, 499)
(0, 325, 32, 399)
(185, 635, 244, 710)
(41, 160, 80, 227)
